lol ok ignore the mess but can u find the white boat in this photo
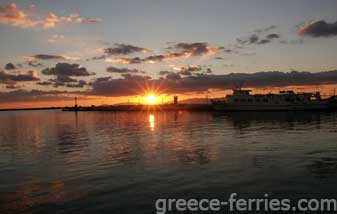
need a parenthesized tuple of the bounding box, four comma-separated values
(211, 88, 330, 111)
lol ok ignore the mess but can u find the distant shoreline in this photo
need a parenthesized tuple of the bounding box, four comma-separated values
(0, 107, 63, 112)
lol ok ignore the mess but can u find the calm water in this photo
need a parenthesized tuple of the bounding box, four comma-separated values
(1, 110, 337, 213)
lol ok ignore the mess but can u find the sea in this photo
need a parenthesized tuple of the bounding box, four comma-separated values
(1, 110, 337, 213)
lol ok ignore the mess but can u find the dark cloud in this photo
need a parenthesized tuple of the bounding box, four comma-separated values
(94, 42, 224, 64)
(53, 75, 78, 83)
(165, 72, 181, 80)
(36, 81, 52, 86)
(26, 54, 79, 61)
(223, 49, 233, 54)
(44, 74, 88, 88)
(170, 42, 224, 56)
(65, 80, 87, 88)
(106, 66, 144, 74)
(236, 27, 280, 48)
(238, 33, 279, 46)
(5, 63, 16, 70)
(0, 90, 76, 103)
(257, 39, 271, 44)
(0, 70, 39, 83)
(266, 33, 280, 39)
(29, 54, 65, 60)
(102, 44, 149, 55)
(249, 34, 259, 44)
(42, 63, 94, 76)
(180, 66, 202, 72)
(298, 20, 337, 37)
(174, 66, 202, 76)
(91, 55, 106, 60)
(159, 71, 171, 75)
(88, 70, 337, 96)
(89, 74, 152, 96)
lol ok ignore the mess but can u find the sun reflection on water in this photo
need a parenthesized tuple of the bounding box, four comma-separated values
(149, 114, 155, 131)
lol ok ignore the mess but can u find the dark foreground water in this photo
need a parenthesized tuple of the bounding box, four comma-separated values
(0, 110, 337, 213)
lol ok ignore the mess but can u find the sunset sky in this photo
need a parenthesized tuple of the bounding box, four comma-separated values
(1, 0, 337, 108)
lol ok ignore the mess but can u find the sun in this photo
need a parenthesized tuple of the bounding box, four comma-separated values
(144, 94, 158, 105)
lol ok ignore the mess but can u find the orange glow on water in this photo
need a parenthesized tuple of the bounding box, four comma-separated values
(149, 114, 155, 131)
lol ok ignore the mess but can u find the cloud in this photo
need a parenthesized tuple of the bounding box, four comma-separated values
(257, 39, 271, 44)
(88, 69, 337, 96)
(106, 66, 144, 74)
(89, 74, 153, 96)
(170, 42, 224, 56)
(25, 54, 80, 61)
(102, 43, 224, 64)
(173, 65, 202, 76)
(237, 33, 279, 46)
(38, 75, 88, 88)
(100, 44, 150, 55)
(236, 26, 281, 48)
(0, 3, 101, 29)
(42, 63, 94, 76)
(266, 33, 280, 39)
(0, 89, 76, 103)
(36, 81, 52, 86)
(28, 61, 44, 67)
(52, 75, 78, 83)
(4, 63, 17, 70)
(298, 20, 337, 37)
(0, 70, 39, 84)
(105, 57, 143, 64)
(64, 80, 87, 88)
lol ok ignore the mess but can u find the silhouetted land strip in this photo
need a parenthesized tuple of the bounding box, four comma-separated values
(62, 104, 213, 112)
(0, 107, 63, 111)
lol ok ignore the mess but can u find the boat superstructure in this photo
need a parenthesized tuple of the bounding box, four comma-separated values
(211, 88, 331, 111)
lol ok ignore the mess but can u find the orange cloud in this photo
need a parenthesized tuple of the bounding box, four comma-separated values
(0, 3, 101, 29)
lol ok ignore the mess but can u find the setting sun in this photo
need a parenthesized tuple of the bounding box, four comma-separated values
(144, 94, 159, 105)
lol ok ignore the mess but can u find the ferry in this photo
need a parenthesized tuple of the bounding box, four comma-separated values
(211, 88, 335, 111)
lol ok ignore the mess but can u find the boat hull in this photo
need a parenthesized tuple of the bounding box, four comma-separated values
(212, 103, 328, 111)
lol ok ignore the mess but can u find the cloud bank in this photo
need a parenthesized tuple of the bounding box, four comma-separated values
(88, 70, 337, 96)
